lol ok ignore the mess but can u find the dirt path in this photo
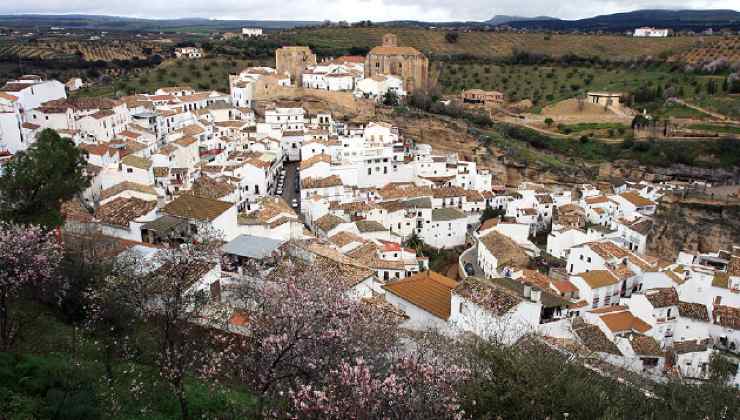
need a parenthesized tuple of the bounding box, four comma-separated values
(670, 98, 739, 123)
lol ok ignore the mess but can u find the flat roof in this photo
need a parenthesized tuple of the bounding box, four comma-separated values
(222, 234, 284, 259)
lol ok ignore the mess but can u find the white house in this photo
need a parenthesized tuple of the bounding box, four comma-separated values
(477, 231, 530, 279)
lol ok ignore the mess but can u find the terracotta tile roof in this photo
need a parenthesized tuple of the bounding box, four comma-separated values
(153, 167, 169, 177)
(328, 231, 365, 247)
(369, 45, 424, 56)
(672, 338, 711, 354)
(572, 318, 621, 355)
(180, 124, 205, 136)
(189, 176, 235, 199)
(629, 334, 662, 356)
(162, 194, 232, 221)
(61, 199, 93, 223)
(587, 241, 630, 260)
(454, 277, 522, 316)
(121, 155, 152, 170)
(90, 109, 115, 119)
(479, 218, 499, 232)
(95, 197, 156, 227)
(314, 214, 345, 232)
(299, 154, 331, 170)
(663, 270, 687, 285)
(361, 294, 408, 322)
(577, 270, 620, 289)
(713, 305, 740, 330)
(355, 220, 386, 233)
(479, 231, 530, 269)
(432, 186, 467, 199)
(301, 175, 343, 189)
(585, 196, 609, 205)
(0, 92, 18, 102)
(80, 143, 110, 156)
(551, 278, 579, 294)
(600, 310, 652, 334)
(643, 288, 679, 308)
(382, 271, 457, 320)
(728, 254, 740, 277)
(174, 135, 197, 147)
(625, 218, 653, 236)
(519, 269, 551, 290)
(619, 191, 656, 207)
(678, 301, 709, 322)
(100, 181, 157, 201)
(432, 208, 465, 221)
(21, 122, 39, 129)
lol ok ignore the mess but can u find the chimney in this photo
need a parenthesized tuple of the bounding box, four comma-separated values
(523, 285, 532, 298)
(714, 296, 722, 306)
(531, 288, 542, 303)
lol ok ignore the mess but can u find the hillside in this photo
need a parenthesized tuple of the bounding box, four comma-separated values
(0, 14, 318, 31)
(504, 9, 740, 32)
(274, 27, 698, 60)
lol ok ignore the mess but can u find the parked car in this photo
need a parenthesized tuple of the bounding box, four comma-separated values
(291, 198, 298, 208)
(464, 263, 475, 276)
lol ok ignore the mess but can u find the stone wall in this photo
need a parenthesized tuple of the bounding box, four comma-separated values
(275, 46, 316, 87)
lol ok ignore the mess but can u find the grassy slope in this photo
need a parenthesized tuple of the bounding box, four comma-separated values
(274, 27, 698, 60)
(73, 57, 268, 98)
(1, 303, 256, 419)
(481, 123, 740, 170)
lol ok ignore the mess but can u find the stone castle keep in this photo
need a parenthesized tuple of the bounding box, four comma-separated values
(365, 33, 429, 93)
(275, 46, 317, 86)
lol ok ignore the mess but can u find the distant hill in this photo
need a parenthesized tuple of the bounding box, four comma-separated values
(486, 15, 558, 26)
(0, 14, 318, 31)
(500, 9, 740, 32)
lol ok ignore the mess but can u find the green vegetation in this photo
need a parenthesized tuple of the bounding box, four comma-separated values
(482, 123, 740, 169)
(273, 27, 696, 61)
(557, 122, 628, 135)
(74, 57, 265, 97)
(688, 123, 740, 135)
(0, 129, 89, 228)
(0, 303, 256, 420)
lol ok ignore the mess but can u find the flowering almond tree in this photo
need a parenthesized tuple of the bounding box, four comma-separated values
(288, 356, 468, 419)
(0, 224, 62, 350)
(230, 259, 468, 418)
(94, 235, 227, 420)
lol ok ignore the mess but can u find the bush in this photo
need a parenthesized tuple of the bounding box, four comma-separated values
(445, 32, 459, 44)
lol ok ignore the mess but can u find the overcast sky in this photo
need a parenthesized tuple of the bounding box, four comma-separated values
(2, 0, 738, 22)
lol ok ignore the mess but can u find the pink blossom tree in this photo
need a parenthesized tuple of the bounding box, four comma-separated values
(0, 224, 62, 350)
(288, 356, 468, 419)
(229, 259, 468, 418)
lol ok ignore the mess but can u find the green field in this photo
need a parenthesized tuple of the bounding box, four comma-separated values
(272, 27, 698, 61)
(1, 302, 256, 419)
(74, 57, 268, 97)
(688, 123, 740, 135)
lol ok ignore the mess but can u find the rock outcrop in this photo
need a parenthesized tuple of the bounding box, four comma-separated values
(648, 194, 740, 259)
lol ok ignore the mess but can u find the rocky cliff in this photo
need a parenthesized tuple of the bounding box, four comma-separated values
(648, 194, 740, 259)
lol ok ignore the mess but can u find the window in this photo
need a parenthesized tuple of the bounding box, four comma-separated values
(126, 168, 133, 173)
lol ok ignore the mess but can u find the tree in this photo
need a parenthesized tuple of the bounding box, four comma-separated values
(445, 32, 459, 44)
(544, 117, 554, 128)
(382, 90, 399, 106)
(96, 234, 227, 420)
(0, 129, 89, 228)
(289, 356, 467, 419)
(0, 224, 62, 350)
(480, 206, 504, 225)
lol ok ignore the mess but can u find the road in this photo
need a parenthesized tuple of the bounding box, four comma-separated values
(278, 161, 301, 212)
(459, 242, 483, 279)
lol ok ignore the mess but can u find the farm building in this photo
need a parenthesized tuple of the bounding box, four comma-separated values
(586, 92, 622, 108)
(461, 89, 505, 106)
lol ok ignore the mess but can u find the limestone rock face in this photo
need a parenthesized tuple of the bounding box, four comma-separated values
(648, 195, 740, 259)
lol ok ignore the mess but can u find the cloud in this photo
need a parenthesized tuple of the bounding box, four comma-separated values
(1, 0, 737, 21)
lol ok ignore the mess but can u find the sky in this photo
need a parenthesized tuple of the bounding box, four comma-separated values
(1, 0, 738, 22)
